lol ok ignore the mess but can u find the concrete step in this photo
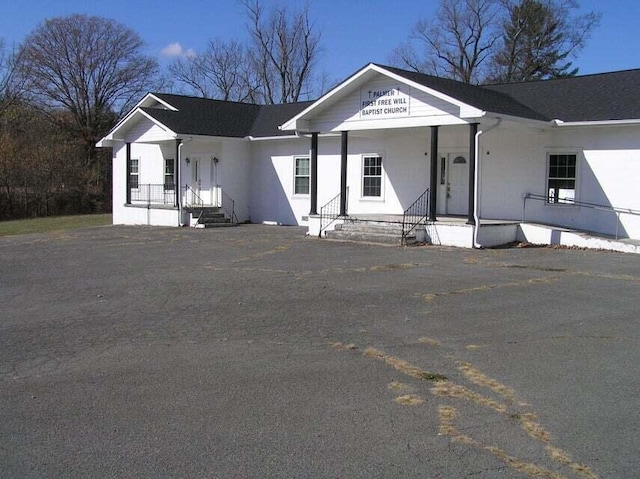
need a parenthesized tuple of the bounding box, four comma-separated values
(200, 213, 226, 221)
(336, 221, 405, 235)
(325, 228, 416, 246)
(199, 217, 231, 224)
(201, 222, 237, 228)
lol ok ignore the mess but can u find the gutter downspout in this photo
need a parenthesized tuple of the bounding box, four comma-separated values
(177, 141, 183, 226)
(473, 118, 502, 248)
(177, 137, 195, 226)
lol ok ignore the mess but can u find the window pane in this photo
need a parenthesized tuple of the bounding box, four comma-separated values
(294, 157, 310, 195)
(130, 159, 139, 189)
(363, 177, 381, 197)
(362, 156, 382, 197)
(296, 157, 309, 175)
(547, 154, 577, 203)
(295, 177, 309, 195)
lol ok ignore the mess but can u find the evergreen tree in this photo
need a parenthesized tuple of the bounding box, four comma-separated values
(489, 0, 599, 82)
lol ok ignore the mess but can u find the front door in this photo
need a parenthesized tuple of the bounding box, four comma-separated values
(446, 153, 469, 215)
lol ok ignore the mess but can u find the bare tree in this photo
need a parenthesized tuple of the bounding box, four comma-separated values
(391, 0, 501, 84)
(488, 0, 601, 83)
(0, 39, 24, 118)
(242, 0, 321, 104)
(391, 0, 599, 84)
(169, 39, 259, 102)
(0, 102, 89, 220)
(18, 14, 159, 165)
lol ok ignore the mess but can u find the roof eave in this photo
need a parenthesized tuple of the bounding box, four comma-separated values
(97, 93, 179, 144)
(552, 118, 640, 127)
(98, 108, 178, 145)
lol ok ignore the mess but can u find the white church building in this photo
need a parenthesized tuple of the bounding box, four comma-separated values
(97, 63, 640, 251)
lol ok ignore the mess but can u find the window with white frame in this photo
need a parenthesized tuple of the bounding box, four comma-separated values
(164, 158, 174, 191)
(130, 159, 139, 189)
(547, 153, 577, 204)
(362, 155, 383, 197)
(294, 156, 310, 195)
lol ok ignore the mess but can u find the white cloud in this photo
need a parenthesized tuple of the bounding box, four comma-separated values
(161, 42, 196, 58)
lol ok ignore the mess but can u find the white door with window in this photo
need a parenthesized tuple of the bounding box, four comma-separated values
(446, 154, 469, 215)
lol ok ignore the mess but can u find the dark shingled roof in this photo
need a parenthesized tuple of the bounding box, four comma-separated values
(377, 64, 640, 122)
(484, 69, 640, 122)
(139, 67, 640, 138)
(376, 64, 549, 121)
(250, 101, 314, 137)
(143, 93, 310, 138)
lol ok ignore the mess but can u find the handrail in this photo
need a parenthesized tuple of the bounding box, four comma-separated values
(523, 192, 640, 240)
(319, 188, 347, 238)
(183, 184, 204, 208)
(401, 188, 429, 245)
(220, 188, 238, 224)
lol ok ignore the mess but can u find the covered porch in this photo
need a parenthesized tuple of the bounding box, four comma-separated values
(301, 122, 483, 243)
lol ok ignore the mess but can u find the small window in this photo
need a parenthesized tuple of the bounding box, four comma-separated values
(294, 157, 310, 195)
(164, 159, 175, 191)
(363, 155, 382, 197)
(130, 159, 139, 189)
(547, 154, 577, 204)
(453, 156, 467, 164)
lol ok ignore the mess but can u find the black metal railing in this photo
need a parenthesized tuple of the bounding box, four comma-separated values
(220, 188, 238, 224)
(183, 184, 204, 208)
(401, 188, 429, 245)
(182, 185, 239, 224)
(319, 188, 347, 237)
(130, 184, 175, 206)
(523, 192, 640, 240)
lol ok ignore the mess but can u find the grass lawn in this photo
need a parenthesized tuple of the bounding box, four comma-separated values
(0, 214, 112, 236)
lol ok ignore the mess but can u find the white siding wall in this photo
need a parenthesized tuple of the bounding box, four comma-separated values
(249, 138, 315, 225)
(479, 123, 640, 239)
(309, 74, 468, 132)
(134, 143, 165, 186)
(249, 130, 437, 225)
(112, 143, 127, 225)
(479, 123, 549, 220)
(219, 140, 251, 222)
(124, 116, 172, 143)
(346, 133, 429, 215)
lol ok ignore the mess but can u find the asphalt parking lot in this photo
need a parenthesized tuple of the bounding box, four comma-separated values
(1, 224, 639, 478)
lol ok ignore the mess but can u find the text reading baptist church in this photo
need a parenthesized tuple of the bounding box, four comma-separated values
(359, 86, 410, 119)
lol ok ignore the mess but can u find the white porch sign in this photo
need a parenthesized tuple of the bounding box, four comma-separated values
(359, 85, 410, 119)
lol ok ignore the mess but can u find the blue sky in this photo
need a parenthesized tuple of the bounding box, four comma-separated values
(1, 0, 638, 87)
